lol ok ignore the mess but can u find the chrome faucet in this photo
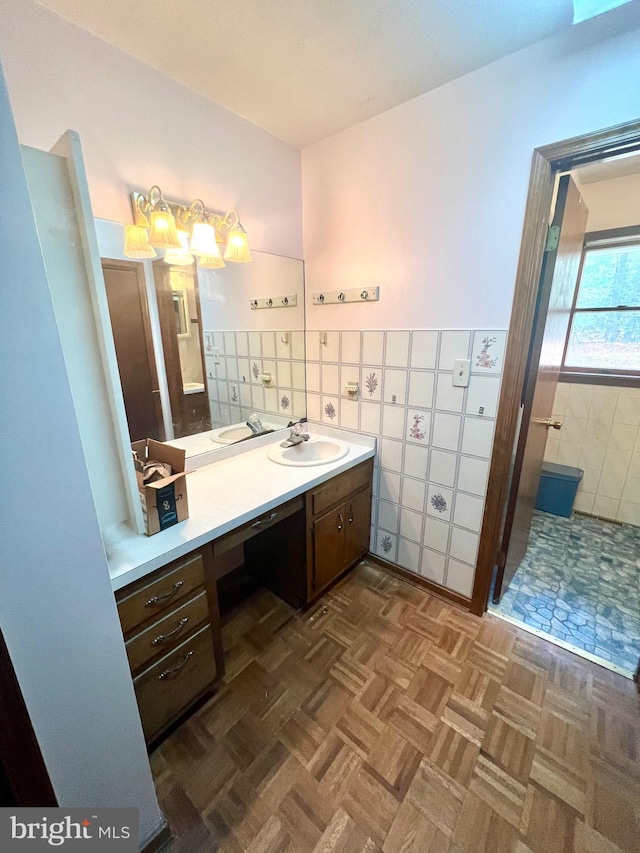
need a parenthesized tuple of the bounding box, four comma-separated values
(280, 421, 310, 447)
(246, 413, 266, 435)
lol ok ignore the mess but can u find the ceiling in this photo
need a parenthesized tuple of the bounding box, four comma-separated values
(34, 0, 579, 148)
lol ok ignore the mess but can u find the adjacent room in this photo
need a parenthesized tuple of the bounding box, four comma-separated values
(1, 1, 639, 852)
(491, 155, 640, 676)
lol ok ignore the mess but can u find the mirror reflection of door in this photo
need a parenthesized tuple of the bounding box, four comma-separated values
(102, 260, 165, 442)
(153, 261, 211, 439)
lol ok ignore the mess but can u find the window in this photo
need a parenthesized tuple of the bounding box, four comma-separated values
(561, 232, 640, 382)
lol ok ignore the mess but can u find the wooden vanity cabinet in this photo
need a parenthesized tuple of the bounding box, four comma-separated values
(114, 456, 374, 743)
(115, 545, 223, 744)
(307, 459, 373, 599)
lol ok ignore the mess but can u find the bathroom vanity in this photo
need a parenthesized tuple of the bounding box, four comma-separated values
(108, 428, 375, 744)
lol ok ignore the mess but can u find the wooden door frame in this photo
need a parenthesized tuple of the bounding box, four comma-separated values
(470, 118, 640, 617)
(101, 258, 165, 441)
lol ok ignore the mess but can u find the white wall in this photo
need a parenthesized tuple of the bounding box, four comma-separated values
(579, 172, 640, 231)
(0, 61, 163, 844)
(198, 252, 305, 332)
(302, 15, 640, 331)
(0, 0, 302, 260)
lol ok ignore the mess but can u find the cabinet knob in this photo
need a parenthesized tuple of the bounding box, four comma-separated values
(348, 505, 354, 523)
(337, 513, 344, 532)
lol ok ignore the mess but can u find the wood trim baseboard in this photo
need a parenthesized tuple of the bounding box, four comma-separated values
(366, 554, 472, 610)
(140, 821, 172, 853)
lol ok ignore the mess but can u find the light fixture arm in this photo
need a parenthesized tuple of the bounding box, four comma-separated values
(214, 209, 241, 232)
(148, 185, 165, 210)
(188, 198, 207, 223)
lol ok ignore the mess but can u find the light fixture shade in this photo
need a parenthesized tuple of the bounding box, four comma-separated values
(148, 209, 181, 249)
(224, 225, 252, 263)
(163, 231, 194, 266)
(190, 221, 218, 256)
(198, 253, 225, 269)
(123, 224, 156, 259)
(176, 216, 191, 238)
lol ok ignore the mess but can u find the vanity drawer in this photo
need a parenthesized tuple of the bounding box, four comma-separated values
(213, 495, 305, 557)
(117, 552, 205, 636)
(133, 624, 217, 742)
(310, 459, 373, 517)
(125, 590, 210, 674)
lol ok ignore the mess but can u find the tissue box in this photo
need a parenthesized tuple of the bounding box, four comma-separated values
(131, 439, 189, 536)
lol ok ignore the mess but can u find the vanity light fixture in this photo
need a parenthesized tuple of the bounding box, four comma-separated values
(223, 217, 252, 263)
(123, 186, 252, 268)
(123, 224, 156, 259)
(187, 199, 217, 257)
(145, 186, 182, 250)
(163, 231, 195, 266)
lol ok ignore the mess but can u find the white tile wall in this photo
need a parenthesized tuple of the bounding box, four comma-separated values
(362, 331, 384, 366)
(544, 382, 640, 527)
(204, 328, 306, 426)
(410, 331, 438, 370)
(305, 329, 506, 599)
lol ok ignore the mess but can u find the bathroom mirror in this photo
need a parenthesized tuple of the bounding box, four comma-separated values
(96, 219, 305, 457)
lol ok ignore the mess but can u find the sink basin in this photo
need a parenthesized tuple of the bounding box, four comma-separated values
(210, 424, 254, 444)
(267, 437, 349, 467)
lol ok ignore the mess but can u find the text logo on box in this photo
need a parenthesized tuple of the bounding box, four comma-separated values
(0, 808, 138, 850)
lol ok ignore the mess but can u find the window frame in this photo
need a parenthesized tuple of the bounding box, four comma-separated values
(559, 225, 640, 387)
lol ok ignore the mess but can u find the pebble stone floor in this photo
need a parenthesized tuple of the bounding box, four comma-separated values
(491, 510, 640, 674)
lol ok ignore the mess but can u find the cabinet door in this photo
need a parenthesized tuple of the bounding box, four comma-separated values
(344, 488, 372, 568)
(313, 505, 346, 594)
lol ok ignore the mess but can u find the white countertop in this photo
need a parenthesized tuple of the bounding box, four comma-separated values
(103, 424, 376, 592)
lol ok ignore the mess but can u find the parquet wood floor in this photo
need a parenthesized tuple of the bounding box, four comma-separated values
(151, 561, 640, 853)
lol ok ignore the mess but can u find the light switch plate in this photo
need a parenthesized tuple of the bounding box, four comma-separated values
(452, 358, 470, 387)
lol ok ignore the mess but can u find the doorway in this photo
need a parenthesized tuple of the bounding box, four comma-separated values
(102, 259, 165, 442)
(471, 119, 640, 678)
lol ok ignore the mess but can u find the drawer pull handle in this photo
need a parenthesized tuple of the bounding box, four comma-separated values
(151, 617, 189, 645)
(337, 513, 344, 532)
(158, 650, 194, 680)
(252, 511, 278, 529)
(145, 580, 184, 607)
(348, 506, 354, 524)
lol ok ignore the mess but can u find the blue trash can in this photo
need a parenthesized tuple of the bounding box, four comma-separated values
(535, 462, 583, 517)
